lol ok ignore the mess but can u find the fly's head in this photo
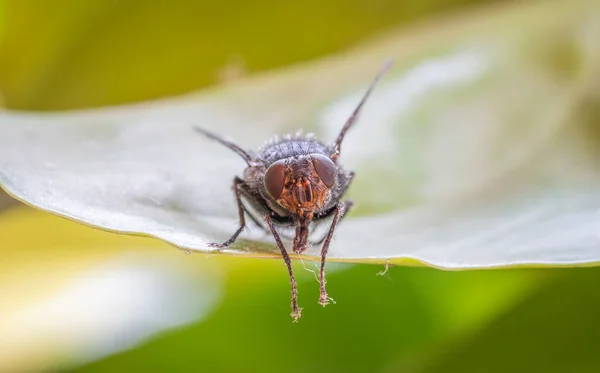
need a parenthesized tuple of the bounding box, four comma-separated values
(262, 153, 337, 219)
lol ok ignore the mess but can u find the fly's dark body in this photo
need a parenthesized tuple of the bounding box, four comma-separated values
(195, 60, 392, 321)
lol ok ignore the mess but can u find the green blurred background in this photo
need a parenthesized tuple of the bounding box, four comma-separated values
(0, 0, 490, 111)
(1, 0, 599, 372)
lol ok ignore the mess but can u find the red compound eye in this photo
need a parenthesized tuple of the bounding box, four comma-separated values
(311, 154, 336, 188)
(264, 159, 286, 199)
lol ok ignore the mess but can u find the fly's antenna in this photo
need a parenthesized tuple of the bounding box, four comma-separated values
(331, 59, 393, 160)
(193, 126, 254, 165)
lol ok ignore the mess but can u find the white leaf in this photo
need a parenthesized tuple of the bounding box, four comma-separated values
(1, 0, 599, 268)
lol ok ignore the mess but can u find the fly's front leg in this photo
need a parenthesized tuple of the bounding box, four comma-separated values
(241, 204, 267, 231)
(312, 200, 353, 245)
(318, 200, 351, 306)
(264, 214, 301, 321)
(209, 176, 246, 248)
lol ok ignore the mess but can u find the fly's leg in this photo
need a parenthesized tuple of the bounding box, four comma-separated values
(265, 214, 301, 321)
(312, 200, 353, 245)
(241, 203, 267, 231)
(209, 177, 246, 248)
(318, 201, 351, 306)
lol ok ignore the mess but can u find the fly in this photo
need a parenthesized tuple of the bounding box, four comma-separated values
(195, 60, 392, 321)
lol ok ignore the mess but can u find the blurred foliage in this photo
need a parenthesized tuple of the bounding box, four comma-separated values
(407, 268, 600, 373)
(0, 207, 168, 320)
(69, 266, 600, 373)
(0, 192, 15, 210)
(0, 0, 497, 111)
(3, 207, 600, 373)
(1, 0, 599, 372)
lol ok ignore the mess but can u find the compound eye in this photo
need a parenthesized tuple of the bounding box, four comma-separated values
(264, 160, 286, 199)
(311, 154, 336, 188)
